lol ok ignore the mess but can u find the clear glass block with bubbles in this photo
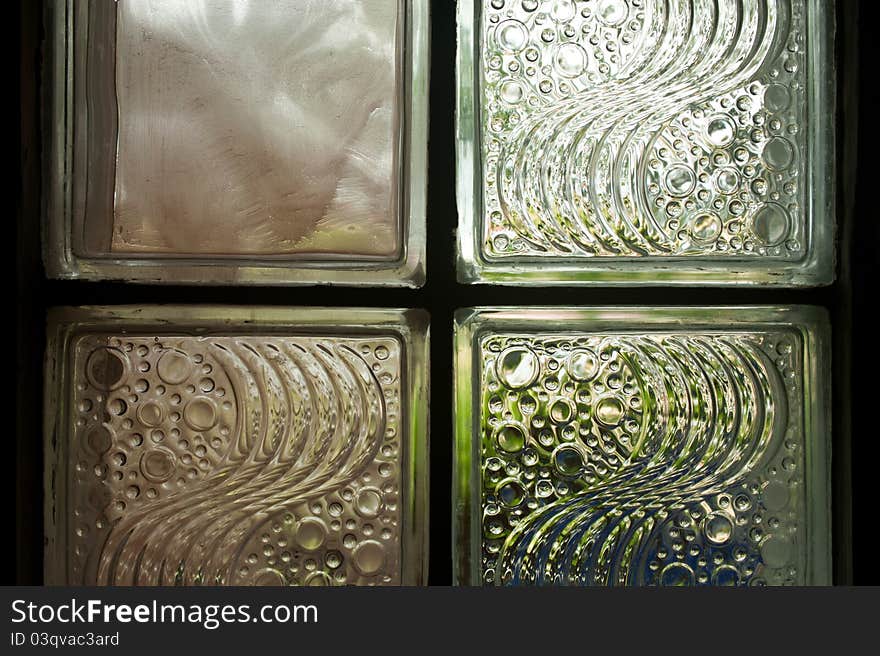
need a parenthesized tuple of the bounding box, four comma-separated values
(453, 307, 831, 585)
(44, 306, 429, 586)
(456, 0, 836, 285)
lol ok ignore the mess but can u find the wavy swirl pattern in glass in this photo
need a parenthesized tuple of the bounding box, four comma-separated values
(453, 307, 831, 586)
(45, 307, 429, 586)
(456, 0, 835, 285)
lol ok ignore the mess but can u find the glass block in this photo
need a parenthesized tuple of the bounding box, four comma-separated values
(453, 307, 831, 585)
(44, 1, 428, 286)
(456, 0, 835, 286)
(45, 307, 429, 585)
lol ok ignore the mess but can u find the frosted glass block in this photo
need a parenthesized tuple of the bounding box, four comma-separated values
(456, 0, 835, 285)
(45, 307, 429, 586)
(453, 307, 831, 585)
(44, 1, 428, 286)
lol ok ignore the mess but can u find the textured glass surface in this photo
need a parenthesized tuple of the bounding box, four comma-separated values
(456, 0, 835, 285)
(454, 307, 831, 585)
(45, 307, 429, 585)
(45, 0, 428, 286)
(112, 0, 400, 257)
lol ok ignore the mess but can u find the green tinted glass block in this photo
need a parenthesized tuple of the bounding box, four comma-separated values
(456, 0, 835, 285)
(45, 307, 429, 585)
(454, 307, 831, 585)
